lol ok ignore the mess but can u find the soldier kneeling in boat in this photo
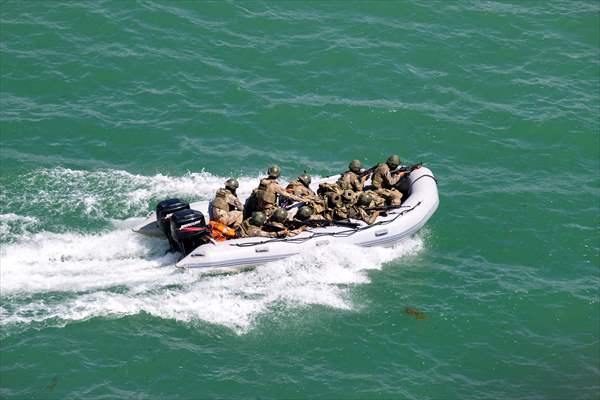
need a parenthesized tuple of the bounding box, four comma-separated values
(264, 208, 304, 237)
(246, 165, 305, 218)
(347, 193, 380, 225)
(323, 192, 349, 222)
(285, 172, 326, 214)
(209, 178, 244, 228)
(288, 205, 328, 229)
(237, 212, 284, 238)
(337, 159, 367, 192)
(370, 155, 408, 206)
(237, 211, 304, 239)
(286, 173, 315, 198)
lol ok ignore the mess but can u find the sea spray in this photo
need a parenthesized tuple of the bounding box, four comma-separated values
(0, 217, 423, 334)
(0, 167, 294, 241)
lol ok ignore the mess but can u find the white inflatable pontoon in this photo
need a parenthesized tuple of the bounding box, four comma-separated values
(133, 167, 439, 271)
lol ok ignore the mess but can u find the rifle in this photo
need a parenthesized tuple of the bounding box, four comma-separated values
(358, 162, 423, 178)
(357, 165, 378, 178)
(297, 218, 359, 229)
(364, 204, 410, 212)
(393, 162, 423, 175)
(264, 222, 287, 233)
(284, 196, 325, 211)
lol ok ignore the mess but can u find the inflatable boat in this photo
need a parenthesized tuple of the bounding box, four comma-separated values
(133, 167, 439, 271)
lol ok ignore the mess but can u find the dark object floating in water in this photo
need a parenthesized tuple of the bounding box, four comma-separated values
(405, 306, 426, 320)
(47, 376, 59, 392)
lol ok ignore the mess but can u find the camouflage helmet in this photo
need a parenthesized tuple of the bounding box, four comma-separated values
(357, 192, 373, 207)
(298, 173, 311, 187)
(251, 211, 267, 226)
(271, 208, 288, 223)
(296, 205, 313, 221)
(225, 178, 239, 191)
(267, 165, 281, 178)
(342, 190, 355, 204)
(348, 159, 363, 173)
(327, 192, 342, 207)
(386, 155, 401, 169)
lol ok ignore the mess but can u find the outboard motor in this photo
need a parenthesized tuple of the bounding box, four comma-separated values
(156, 198, 190, 247)
(170, 209, 211, 256)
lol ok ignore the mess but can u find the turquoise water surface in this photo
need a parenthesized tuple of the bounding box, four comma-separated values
(1, 1, 599, 399)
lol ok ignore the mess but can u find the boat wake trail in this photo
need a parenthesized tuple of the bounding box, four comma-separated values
(0, 167, 424, 334)
(0, 220, 423, 334)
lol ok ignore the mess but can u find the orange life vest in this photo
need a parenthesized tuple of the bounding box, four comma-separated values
(209, 221, 237, 242)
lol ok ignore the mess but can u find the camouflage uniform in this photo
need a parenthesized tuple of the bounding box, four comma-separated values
(209, 188, 244, 227)
(337, 170, 366, 192)
(321, 192, 348, 222)
(289, 214, 328, 230)
(253, 178, 304, 217)
(364, 190, 386, 207)
(237, 219, 280, 238)
(347, 205, 379, 225)
(370, 163, 404, 206)
(285, 179, 326, 214)
(317, 182, 343, 196)
(323, 204, 348, 222)
(264, 221, 305, 237)
(286, 179, 316, 198)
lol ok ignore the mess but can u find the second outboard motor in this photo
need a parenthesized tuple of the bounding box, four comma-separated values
(156, 198, 190, 247)
(170, 209, 211, 256)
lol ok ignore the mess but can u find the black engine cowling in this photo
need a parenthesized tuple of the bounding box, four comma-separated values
(169, 209, 211, 256)
(156, 198, 190, 241)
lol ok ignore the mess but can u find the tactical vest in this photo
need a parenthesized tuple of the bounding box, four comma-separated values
(237, 220, 253, 238)
(286, 181, 310, 196)
(317, 182, 342, 196)
(371, 163, 388, 189)
(255, 180, 278, 209)
(335, 206, 348, 220)
(337, 172, 357, 191)
(211, 189, 229, 211)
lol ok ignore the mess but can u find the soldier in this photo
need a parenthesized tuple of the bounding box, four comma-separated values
(286, 172, 327, 214)
(237, 212, 283, 238)
(209, 178, 244, 228)
(347, 193, 380, 225)
(289, 205, 328, 229)
(323, 192, 349, 222)
(264, 208, 305, 236)
(337, 159, 367, 192)
(364, 189, 386, 207)
(286, 173, 316, 198)
(370, 155, 408, 206)
(264, 208, 290, 234)
(251, 165, 305, 217)
(317, 181, 343, 197)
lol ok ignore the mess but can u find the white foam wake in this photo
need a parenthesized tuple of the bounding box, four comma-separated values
(0, 166, 290, 240)
(0, 219, 423, 334)
(0, 213, 39, 240)
(5, 167, 271, 216)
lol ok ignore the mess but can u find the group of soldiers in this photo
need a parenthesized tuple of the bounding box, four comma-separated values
(208, 155, 411, 240)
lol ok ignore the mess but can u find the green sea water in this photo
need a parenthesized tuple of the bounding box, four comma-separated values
(1, 1, 599, 399)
